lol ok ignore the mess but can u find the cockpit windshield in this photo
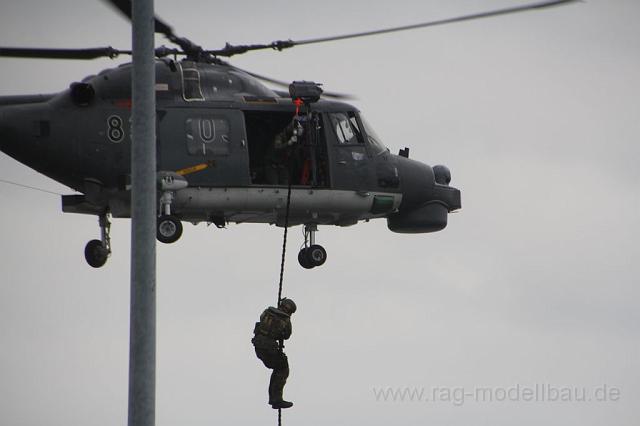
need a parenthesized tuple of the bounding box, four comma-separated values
(359, 115, 388, 155)
(328, 112, 363, 144)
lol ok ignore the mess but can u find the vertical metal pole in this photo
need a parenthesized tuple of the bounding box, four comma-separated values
(129, 0, 156, 426)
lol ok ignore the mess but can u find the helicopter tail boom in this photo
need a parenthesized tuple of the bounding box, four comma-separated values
(0, 94, 55, 107)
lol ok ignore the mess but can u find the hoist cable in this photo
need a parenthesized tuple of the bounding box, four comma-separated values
(275, 130, 295, 426)
(0, 178, 63, 196)
(277, 170, 293, 307)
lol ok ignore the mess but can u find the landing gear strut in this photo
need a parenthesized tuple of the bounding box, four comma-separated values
(84, 213, 111, 268)
(298, 224, 327, 269)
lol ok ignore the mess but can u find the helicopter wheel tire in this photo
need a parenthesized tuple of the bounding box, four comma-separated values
(306, 244, 327, 267)
(85, 239, 108, 268)
(157, 215, 183, 244)
(298, 248, 315, 269)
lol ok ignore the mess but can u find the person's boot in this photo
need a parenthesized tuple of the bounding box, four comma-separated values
(269, 368, 292, 408)
(269, 382, 293, 409)
(270, 400, 293, 409)
(268, 388, 293, 409)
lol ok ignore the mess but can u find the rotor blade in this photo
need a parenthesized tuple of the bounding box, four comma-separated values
(211, 0, 578, 57)
(229, 66, 292, 88)
(230, 65, 355, 100)
(103, 0, 175, 39)
(292, 0, 579, 46)
(0, 47, 129, 60)
(102, 0, 204, 57)
(207, 41, 295, 58)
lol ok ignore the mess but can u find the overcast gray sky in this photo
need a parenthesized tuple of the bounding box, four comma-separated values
(1, 1, 638, 425)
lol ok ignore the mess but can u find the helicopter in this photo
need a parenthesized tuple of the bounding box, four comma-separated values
(0, 0, 577, 269)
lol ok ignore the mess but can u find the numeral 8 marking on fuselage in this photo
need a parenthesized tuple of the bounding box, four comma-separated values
(107, 115, 124, 143)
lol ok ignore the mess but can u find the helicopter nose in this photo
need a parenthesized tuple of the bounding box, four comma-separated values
(0, 108, 20, 159)
(0, 109, 9, 155)
(387, 157, 461, 233)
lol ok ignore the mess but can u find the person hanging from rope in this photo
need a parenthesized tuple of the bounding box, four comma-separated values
(252, 297, 297, 409)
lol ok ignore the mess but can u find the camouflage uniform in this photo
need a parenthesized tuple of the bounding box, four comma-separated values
(264, 120, 303, 185)
(252, 305, 293, 408)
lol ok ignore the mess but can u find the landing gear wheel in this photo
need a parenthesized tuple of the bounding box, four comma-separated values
(299, 224, 327, 269)
(298, 248, 314, 269)
(157, 215, 183, 244)
(306, 244, 327, 267)
(85, 239, 108, 268)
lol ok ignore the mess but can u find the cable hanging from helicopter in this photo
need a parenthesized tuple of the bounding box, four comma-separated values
(247, 82, 325, 423)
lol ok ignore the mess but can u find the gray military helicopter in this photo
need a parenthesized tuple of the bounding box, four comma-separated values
(0, 0, 576, 268)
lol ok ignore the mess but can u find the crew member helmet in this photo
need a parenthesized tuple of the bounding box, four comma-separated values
(279, 298, 297, 314)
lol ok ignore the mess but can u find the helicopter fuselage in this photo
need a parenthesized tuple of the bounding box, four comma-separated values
(0, 59, 460, 234)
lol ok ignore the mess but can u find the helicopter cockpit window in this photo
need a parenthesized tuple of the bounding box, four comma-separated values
(185, 117, 230, 156)
(329, 112, 364, 145)
(359, 115, 388, 155)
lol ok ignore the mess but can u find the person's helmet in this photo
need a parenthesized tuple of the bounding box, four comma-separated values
(279, 298, 297, 315)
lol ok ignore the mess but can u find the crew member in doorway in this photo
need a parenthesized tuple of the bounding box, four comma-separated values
(265, 118, 304, 185)
(251, 298, 297, 409)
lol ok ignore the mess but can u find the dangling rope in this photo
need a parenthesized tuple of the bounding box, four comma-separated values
(273, 102, 310, 425)
(277, 177, 293, 307)
(275, 134, 295, 426)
